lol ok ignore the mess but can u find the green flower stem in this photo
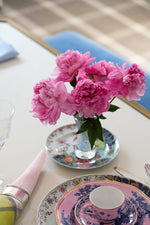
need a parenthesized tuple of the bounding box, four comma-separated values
(75, 114, 103, 149)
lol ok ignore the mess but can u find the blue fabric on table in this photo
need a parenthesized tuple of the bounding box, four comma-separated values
(0, 37, 19, 62)
(44, 31, 150, 111)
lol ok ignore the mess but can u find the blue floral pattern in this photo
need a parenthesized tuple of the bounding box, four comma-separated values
(130, 191, 150, 224)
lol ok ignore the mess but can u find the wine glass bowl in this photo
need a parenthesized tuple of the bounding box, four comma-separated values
(0, 99, 15, 192)
(0, 99, 15, 150)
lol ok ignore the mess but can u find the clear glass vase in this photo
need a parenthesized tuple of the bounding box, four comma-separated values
(74, 117, 96, 160)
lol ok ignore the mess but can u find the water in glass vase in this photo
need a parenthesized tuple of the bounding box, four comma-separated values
(74, 117, 96, 160)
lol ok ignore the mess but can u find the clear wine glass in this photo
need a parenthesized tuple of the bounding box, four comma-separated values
(0, 99, 15, 192)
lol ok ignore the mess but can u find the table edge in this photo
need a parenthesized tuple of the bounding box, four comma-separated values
(119, 97, 150, 119)
(0, 18, 60, 56)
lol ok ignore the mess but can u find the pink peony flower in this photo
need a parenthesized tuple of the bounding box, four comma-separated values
(76, 69, 89, 82)
(61, 94, 76, 115)
(31, 50, 146, 133)
(54, 50, 95, 82)
(106, 63, 146, 100)
(122, 64, 146, 100)
(85, 60, 115, 82)
(106, 64, 126, 98)
(31, 78, 75, 125)
(71, 79, 110, 118)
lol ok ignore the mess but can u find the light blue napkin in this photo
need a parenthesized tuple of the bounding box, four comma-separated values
(0, 37, 19, 62)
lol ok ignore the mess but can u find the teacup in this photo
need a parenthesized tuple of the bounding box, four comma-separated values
(83, 186, 125, 222)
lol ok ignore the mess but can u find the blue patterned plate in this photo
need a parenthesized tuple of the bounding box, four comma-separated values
(46, 124, 119, 169)
(37, 175, 150, 225)
(75, 195, 137, 225)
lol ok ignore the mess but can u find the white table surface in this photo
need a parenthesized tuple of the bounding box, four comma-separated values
(0, 21, 150, 225)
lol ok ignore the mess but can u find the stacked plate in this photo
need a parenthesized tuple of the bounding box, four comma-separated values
(37, 174, 150, 225)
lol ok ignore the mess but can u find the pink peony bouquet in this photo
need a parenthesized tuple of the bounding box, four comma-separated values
(31, 50, 146, 148)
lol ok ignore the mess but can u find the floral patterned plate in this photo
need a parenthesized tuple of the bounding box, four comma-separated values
(37, 175, 150, 225)
(74, 196, 137, 225)
(46, 124, 119, 169)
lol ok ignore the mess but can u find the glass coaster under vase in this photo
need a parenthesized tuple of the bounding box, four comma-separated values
(46, 123, 119, 169)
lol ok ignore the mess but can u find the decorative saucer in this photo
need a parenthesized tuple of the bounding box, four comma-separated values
(55, 178, 150, 225)
(37, 175, 150, 225)
(46, 124, 119, 169)
(74, 195, 137, 225)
